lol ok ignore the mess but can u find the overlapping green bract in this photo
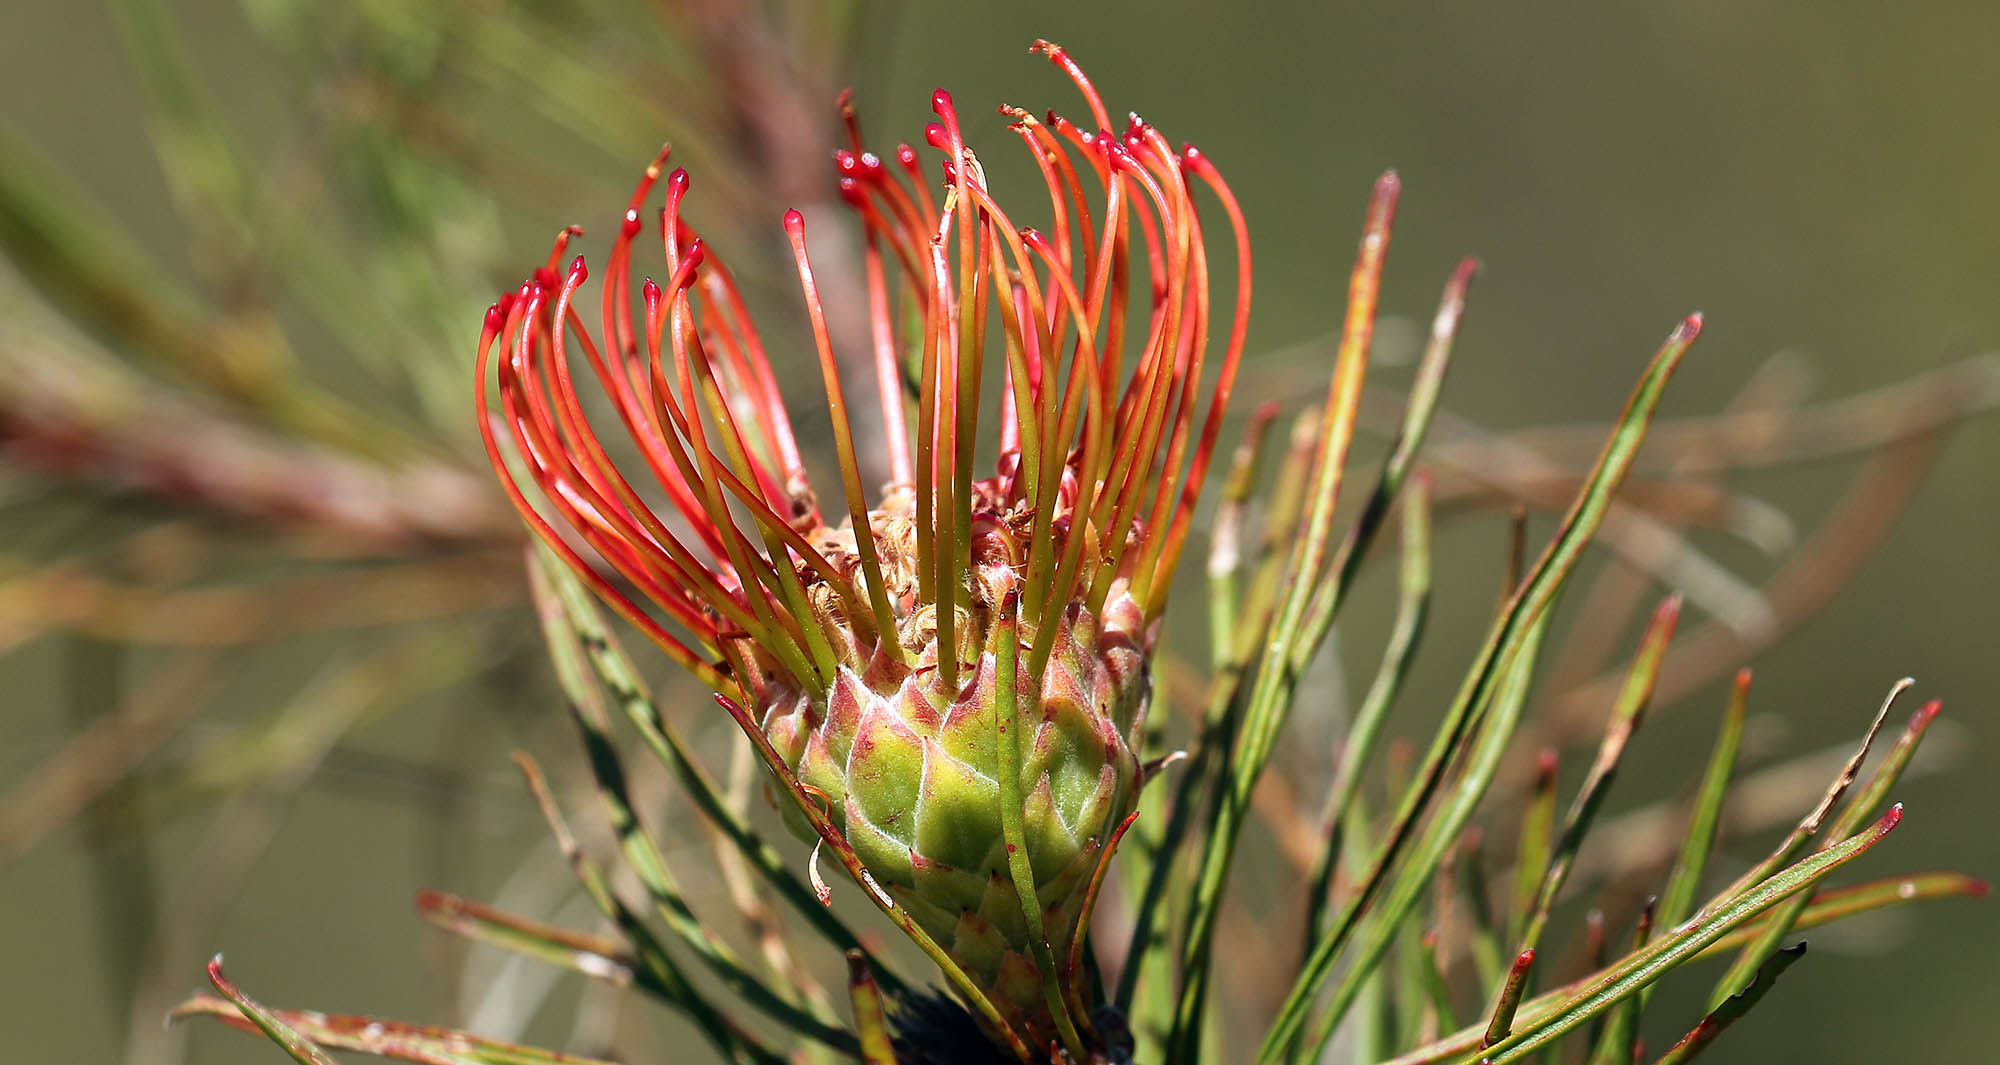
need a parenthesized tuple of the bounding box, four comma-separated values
(761, 574, 1147, 1031)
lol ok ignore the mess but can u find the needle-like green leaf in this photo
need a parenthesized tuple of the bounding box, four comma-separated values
(1258, 313, 1703, 1065)
(532, 547, 902, 994)
(1652, 943, 1808, 1065)
(1472, 804, 1902, 1064)
(1706, 694, 1940, 1008)
(198, 958, 345, 1065)
(174, 982, 620, 1065)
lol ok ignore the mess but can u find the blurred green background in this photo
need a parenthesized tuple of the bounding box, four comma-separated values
(2, 1, 1993, 1062)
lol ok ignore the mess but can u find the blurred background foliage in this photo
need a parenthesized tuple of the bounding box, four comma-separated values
(0, 1, 1993, 1062)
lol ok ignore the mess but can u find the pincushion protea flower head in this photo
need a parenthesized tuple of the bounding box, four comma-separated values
(475, 42, 1245, 1058)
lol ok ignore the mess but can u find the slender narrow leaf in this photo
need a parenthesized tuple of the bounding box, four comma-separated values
(1294, 617, 1551, 1064)
(1694, 871, 1985, 958)
(1475, 805, 1902, 1064)
(1379, 862, 1975, 1065)
(1169, 175, 1403, 1065)
(528, 555, 862, 1054)
(1418, 931, 1461, 1034)
(1514, 596, 1681, 957)
(846, 953, 899, 1065)
(416, 890, 635, 989)
(1653, 944, 1808, 1065)
(532, 548, 904, 995)
(1262, 315, 1704, 1065)
(199, 958, 343, 1065)
(513, 753, 789, 1065)
(1304, 473, 1434, 941)
(1480, 949, 1538, 1051)
(1587, 898, 1656, 1065)
(173, 987, 617, 1065)
(1508, 750, 1559, 948)
(1707, 695, 1941, 1007)
(1656, 669, 1753, 934)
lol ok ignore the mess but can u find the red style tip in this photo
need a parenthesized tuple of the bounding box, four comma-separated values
(1881, 803, 1905, 830)
(783, 208, 806, 235)
(1511, 948, 1536, 971)
(1679, 312, 1705, 338)
(1911, 699, 1943, 731)
(896, 143, 918, 167)
(924, 122, 950, 152)
(1183, 145, 1223, 183)
(641, 277, 661, 302)
(1536, 747, 1559, 782)
(483, 303, 504, 335)
(1102, 137, 1142, 174)
(533, 266, 559, 291)
(622, 208, 642, 237)
(667, 167, 690, 195)
(1969, 879, 1992, 899)
(932, 88, 956, 117)
(567, 254, 588, 283)
(838, 176, 867, 208)
(834, 149, 861, 176)
(682, 238, 707, 271)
